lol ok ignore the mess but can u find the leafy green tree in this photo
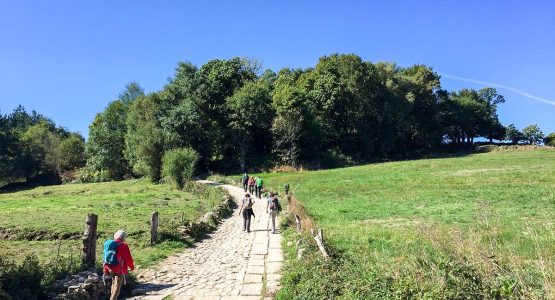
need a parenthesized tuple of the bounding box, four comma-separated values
(544, 133, 555, 146)
(126, 93, 165, 182)
(227, 80, 274, 170)
(522, 124, 544, 145)
(118, 81, 144, 105)
(20, 121, 62, 177)
(162, 147, 199, 189)
(0, 113, 21, 183)
(86, 100, 129, 180)
(271, 110, 303, 167)
(505, 124, 524, 144)
(59, 133, 86, 170)
(85, 83, 144, 180)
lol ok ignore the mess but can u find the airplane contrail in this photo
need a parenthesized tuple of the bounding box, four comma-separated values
(440, 73, 555, 107)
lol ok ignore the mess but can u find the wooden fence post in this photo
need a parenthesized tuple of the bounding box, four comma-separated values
(82, 213, 98, 266)
(151, 211, 159, 246)
(313, 228, 329, 259)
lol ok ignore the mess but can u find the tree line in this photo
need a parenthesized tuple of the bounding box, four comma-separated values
(0, 106, 85, 185)
(1, 54, 553, 186)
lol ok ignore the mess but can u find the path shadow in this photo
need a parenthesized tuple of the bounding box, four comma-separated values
(127, 283, 177, 297)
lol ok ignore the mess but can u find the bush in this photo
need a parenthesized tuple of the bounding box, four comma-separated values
(0, 252, 83, 300)
(162, 148, 200, 189)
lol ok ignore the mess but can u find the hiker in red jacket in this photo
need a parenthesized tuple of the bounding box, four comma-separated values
(103, 229, 135, 300)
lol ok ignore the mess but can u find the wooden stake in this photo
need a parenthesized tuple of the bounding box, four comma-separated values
(82, 213, 98, 266)
(313, 229, 329, 259)
(151, 211, 159, 246)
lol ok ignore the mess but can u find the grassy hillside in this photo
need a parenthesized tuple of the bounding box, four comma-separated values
(250, 149, 555, 299)
(0, 179, 225, 268)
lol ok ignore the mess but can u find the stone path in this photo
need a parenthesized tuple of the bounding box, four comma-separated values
(130, 182, 283, 300)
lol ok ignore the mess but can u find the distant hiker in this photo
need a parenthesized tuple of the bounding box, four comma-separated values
(239, 193, 255, 233)
(255, 176, 263, 198)
(248, 176, 255, 194)
(242, 172, 249, 192)
(102, 229, 135, 300)
(266, 192, 281, 234)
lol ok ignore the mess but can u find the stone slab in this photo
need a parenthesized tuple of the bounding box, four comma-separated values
(266, 262, 282, 274)
(243, 273, 263, 283)
(246, 265, 264, 275)
(240, 283, 263, 296)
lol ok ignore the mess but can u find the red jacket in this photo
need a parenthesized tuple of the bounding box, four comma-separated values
(103, 239, 134, 275)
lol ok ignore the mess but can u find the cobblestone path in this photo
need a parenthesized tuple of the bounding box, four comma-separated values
(130, 182, 283, 300)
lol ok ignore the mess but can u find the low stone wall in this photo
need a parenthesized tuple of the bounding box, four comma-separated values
(51, 270, 107, 300)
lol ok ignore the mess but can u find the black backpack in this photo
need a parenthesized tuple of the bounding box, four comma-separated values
(270, 197, 281, 211)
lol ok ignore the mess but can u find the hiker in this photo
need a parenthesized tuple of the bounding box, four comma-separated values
(242, 172, 249, 192)
(102, 229, 135, 300)
(248, 175, 255, 195)
(266, 192, 281, 234)
(238, 193, 255, 233)
(255, 176, 263, 198)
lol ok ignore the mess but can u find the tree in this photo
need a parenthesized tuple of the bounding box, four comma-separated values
(126, 93, 165, 182)
(59, 133, 86, 171)
(118, 81, 144, 105)
(505, 124, 524, 144)
(20, 121, 62, 177)
(85, 83, 144, 181)
(544, 133, 555, 147)
(478, 88, 505, 143)
(0, 113, 21, 183)
(227, 80, 274, 170)
(86, 100, 129, 180)
(271, 110, 303, 167)
(522, 124, 544, 145)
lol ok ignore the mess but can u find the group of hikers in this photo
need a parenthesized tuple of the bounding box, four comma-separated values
(100, 173, 281, 299)
(238, 173, 282, 234)
(241, 172, 264, 198)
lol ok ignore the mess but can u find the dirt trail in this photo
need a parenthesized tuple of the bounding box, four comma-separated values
(129, 182, 283, 300)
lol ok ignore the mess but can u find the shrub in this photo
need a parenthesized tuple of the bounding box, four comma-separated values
(0, 252, 83, 300)
(162, 147, 200, 189)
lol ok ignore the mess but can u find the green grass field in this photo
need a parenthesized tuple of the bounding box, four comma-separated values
(0, 179, 225, 268)
(247, 149, 555, 299)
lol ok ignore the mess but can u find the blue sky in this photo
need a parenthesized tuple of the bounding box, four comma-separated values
(1, 1, 554, 137)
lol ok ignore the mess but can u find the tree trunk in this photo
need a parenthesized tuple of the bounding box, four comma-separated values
(239, 137, 246, 171)
(82, 213, 98, 266)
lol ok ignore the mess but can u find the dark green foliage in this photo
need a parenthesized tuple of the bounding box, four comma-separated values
(440, 88, 506, 144)
(58, 133, 86, 171)
(0, 253, 83, 300)
(227, 80, 274, 170)
(162, 147, 200, 189)
(0, 107, 84, 186)
(81, 54, 516, 175)
(86, 100, 130, 180)
(85, 83, 144, 181)
(544, 132, 555, 146)
(505, 124, 524, 144)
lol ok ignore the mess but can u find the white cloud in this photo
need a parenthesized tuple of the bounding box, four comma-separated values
(440, 74, 555, 107)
